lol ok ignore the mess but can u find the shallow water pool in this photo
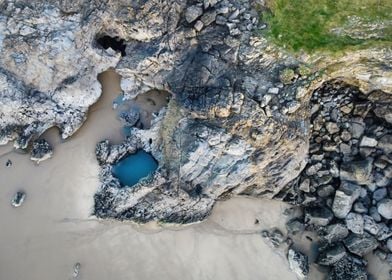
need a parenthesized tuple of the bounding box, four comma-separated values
(112, 150, 158, 187)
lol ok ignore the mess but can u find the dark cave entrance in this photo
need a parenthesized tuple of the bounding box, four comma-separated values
(96, 35, 126, 56)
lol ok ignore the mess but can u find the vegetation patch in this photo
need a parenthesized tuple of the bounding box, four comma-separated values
(262, 0, 392, 52)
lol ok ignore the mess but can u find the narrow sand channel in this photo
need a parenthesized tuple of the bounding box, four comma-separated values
(0, 69, 318, 280)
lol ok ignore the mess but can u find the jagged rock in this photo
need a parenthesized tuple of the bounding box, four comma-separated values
(317, 244, 347, 266)
(185, 5, 203, 23)
(11, 191, 26, 208)
(378, 135, 392, 153)
(377, 199, 392, 219)
(360, 136, 377, 147)
(286, 219, 305, 235)
(30, 139, 53, 163)
(288, 249, 309, 280)
(72, 262, 81, 278)
(387, 239, 392, 252)
(332, 182, 361, 219)
(346, 213, 364, 234)
(363, 215, 382, 235)
(340, 159, 373, 185)
(305, 207, 334, 226)
(5, 159, 12, 167)
(344, 233, 378, 257)
(261, 228, 285, 248)
(322, 224, 349, 244)
(96, 140, 110, 165)
(327, 257, 368, 280)
(376, 223, 392, 241)
(119, 111, 140, 127)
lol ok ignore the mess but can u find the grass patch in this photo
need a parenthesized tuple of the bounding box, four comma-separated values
(262, 0, 392, 52)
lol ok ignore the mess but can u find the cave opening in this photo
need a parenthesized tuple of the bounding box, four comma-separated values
(96, 35, 126, 56)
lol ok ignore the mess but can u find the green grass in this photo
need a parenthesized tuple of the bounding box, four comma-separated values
(262, 0, 392, 52)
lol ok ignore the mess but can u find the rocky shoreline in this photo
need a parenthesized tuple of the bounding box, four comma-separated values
(1, 0, 392, 279)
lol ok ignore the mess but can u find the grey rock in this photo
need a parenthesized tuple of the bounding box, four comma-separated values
(305, 207, 334, 226)
(73, 262, 81, 278)
(353, 201, 368, 214)
(378, 199, 392, 219)
(387, 239, 392, 252)
(370, 206, 382, 222)
(376, 223, 392, 241)
(344, 232, 378, 257)
(345, 213, 364, 234)
(317, 244, 347, 266)
(261, 228, 285, 248)
(340, 159, 373, 185)
(286, 219, 305, 235)
(378, 134, 392, 153)
(327, 257, 368, 280)
(363, 215, 382, 235)
(373, 188, 387, 201)
(288, 249, 309, 280)
(30, 139, 53, 163)
(360, 136, 377, 147)
(323, 224, 349, 244)
(5, 159, 12, 167)
(185, 5, 203, 23)
(326, 122, 340, 134)
(11, 191, 26, 208)
(317, 184, 336, 198)
(95, 140, 110, 166)
(374, 248, 387, 261)
(332, 182, 361, 219)
(299, 179, 310, 193)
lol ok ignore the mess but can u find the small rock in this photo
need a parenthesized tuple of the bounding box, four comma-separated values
(387, 239, 392, 252)
(73, 262, 81, 278)
(299, 179, 310, 193)
(286, 219, 305, 235)
(305, 207, 334, 226)
(353, 201, 368, 214)
(373, 188, 387, 201)
(374, 248, 387, 261)
(194, 20, 204, 31)
(378, 199, 392, 219)
(6, 159, 12, 167)
(378, 134, 392, 153)
(11, 191, 26, 208)
(317, 244, 347, 266)
(376, 223, 392, 241)
(185, 5, 203, 23)
(344, 232, 378, 257)
(363, 215, 381, 235)
(288, 249, 309, 280)
(317, 184, 335, 198)
(340, 159, 373, 185)
(326, 122, 340, 134)
(327, 256, 368, 280)
(30, 139, 53, 163)
(332, 182, 361, 219)
(360, 136, 378, 147)
(345, 213, 364, 235)
(96, 140, 110, 165)
(370, 206, 382, 222)
(322, 224, 349, 244)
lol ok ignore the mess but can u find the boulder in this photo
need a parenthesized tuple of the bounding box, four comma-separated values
(340, 159, 373, 185)
(305, 207, 334, 226)
(345, 213, 364, 234)
(327, 257, 368, 280)
(30, 139, 53, 163)
(185, 5, 203, 23)
(11, 191, 26, 208)
(332, 182, 361, 219)
(378, 134, 392, 153)
(317, 244, 347, 266)
(344, 233, 378, 257)
(288, 249, 309, 280)
(377, 199, 392, 219)
(322, 224, 349, 244)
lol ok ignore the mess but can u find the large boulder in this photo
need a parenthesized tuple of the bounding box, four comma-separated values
(332, 182, 361, 219)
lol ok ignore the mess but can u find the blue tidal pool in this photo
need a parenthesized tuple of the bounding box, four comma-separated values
(112, 150, 158, 187)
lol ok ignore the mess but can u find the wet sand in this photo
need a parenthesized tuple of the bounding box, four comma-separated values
(0, 69, 389, 280)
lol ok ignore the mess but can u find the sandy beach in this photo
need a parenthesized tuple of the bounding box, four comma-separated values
(0, 70, 299, 280)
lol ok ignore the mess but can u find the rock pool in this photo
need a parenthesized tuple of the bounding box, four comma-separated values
(112, 150, 158, 187)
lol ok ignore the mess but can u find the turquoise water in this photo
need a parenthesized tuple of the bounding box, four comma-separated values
(112, 150, 158, 187)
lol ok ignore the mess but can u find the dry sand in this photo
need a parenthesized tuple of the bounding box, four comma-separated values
(0, 69, 389, 280)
